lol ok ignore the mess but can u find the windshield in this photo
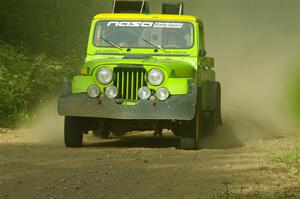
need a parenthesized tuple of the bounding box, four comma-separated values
(93, 20, 194, 49)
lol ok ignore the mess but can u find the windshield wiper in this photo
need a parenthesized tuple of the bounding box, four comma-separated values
(100, 36, 121, 49)
(141, 38, 166, 52)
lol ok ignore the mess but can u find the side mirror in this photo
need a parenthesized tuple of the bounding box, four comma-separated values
(203, 57, 214, 68)
(199, 49, 206, 57)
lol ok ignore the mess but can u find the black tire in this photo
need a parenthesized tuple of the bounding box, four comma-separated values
(179, 106, 202, 150)
(178, 87, 202, 150)
(177, 83, 221, 149)
(216, 82, 223, 126)
(64, 116, 83, 147)
(202, 110, 217, 136)
(202, 82, 221, 136)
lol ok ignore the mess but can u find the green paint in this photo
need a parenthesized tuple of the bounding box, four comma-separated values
(131, 71, 134, 99)
(71, 14, 217, 104)
(122, 101, 138, 106)
(164, 78, 189, 94)
(72, 76, 95, 94)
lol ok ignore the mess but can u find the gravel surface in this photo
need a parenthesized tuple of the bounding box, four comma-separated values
(0, 129, 299, 199)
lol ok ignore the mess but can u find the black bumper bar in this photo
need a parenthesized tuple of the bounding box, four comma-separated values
(57, 85, 197, 120)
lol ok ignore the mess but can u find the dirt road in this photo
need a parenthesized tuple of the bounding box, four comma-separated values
(0, 128, 299, 199)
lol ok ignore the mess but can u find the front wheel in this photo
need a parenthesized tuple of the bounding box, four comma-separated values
(179, 107, 202, 150)
(64, 116, 83, 147)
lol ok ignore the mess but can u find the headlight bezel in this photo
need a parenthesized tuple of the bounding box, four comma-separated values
(96, 68, 113, 85)
(147, 68, 164, 86)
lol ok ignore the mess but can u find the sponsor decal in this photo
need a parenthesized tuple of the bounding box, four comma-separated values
(107, 21, 184, 29)
(153, 22, 183, 28)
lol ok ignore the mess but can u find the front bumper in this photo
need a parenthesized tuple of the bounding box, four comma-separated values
(58, 85, 197, 121)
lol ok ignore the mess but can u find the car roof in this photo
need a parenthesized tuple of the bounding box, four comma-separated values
(93, 13, 200, 22)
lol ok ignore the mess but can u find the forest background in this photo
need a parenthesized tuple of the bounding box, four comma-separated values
(0, 0, 299, 128)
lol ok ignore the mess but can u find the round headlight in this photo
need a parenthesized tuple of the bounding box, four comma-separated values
(105, 86, 118, 99)
(147, 69, 164, 86)
(87, 85, 100, 98)
(156, 87, 169, 101)
(96, 68, 113, 85)
(138, 87, 151, 100)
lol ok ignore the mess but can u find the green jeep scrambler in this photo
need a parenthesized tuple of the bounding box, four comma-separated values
(57, 1, 222, 150)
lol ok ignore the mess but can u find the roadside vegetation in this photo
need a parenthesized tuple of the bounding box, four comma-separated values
(0, 1, 299, 128)
(0, 43, 76, 127)
(0, 0, 111, 127)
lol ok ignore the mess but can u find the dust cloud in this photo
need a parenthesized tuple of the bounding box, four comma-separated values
(164, 0, 299, 144)
(20, 101, 64, 145)
(191, 0, 300, 144)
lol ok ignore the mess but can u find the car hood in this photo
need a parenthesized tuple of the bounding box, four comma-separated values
(83, 56, 196, 78)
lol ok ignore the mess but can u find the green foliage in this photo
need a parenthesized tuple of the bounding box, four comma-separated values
(0, 43, 76, 127)
(0, 0, 112, 127)
(271, 151, 300, 167)
(0, 0, 110, 58)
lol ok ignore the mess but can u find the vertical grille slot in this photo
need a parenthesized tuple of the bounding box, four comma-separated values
(113, 67, 146, 100)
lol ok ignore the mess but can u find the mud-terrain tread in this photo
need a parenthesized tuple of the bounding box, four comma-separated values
(202, 82, 221, 136)
(64, 116, 83, 147)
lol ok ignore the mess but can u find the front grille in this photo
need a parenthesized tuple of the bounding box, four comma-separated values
(113, 67, 146, 100)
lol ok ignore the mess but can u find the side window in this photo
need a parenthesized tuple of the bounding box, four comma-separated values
(94, 25, 102, 46)
(198, 22, 205, 49)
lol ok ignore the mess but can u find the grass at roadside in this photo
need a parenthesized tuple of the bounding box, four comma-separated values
(213, 179, 264, 199)
(0, 42, 78, 127)
(213, 133, 300, 199)
(271, 151, 299, 167)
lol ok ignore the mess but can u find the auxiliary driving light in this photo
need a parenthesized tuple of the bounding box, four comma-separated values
(105, 86, 118, 99)
(138, 87, 151, 100)
(87, 85, 100, 98)
(156, 87, 169, 101)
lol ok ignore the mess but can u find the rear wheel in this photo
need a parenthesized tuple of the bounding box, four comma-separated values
(178, 84, 220, 150)
(64, 116, 83, 147)
(202, 82, 222, 136)
(202, 110, 217, 136)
